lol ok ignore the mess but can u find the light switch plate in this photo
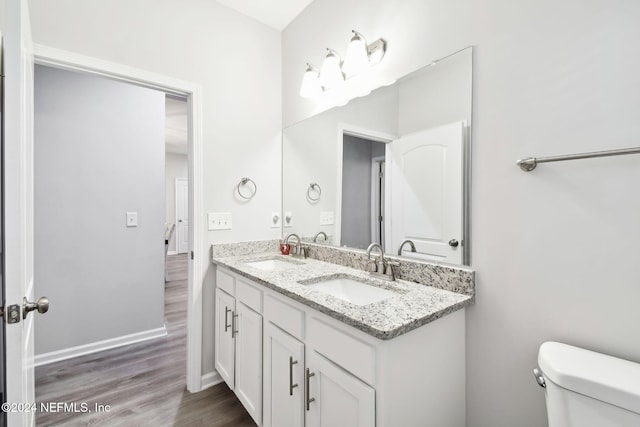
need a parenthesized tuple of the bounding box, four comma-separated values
(284, 211, 293, 228)
(126, 212, 138, 227)
(208, 212, 233, 230)
(319, 211, 334, 226)
(271, 212, 282, 228)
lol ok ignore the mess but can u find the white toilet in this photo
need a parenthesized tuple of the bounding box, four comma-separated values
(535, 341, 640, 426)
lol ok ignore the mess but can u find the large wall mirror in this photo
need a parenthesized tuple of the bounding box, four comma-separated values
(283, 47, 472, 266)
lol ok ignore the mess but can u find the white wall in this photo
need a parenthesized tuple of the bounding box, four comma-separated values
(29, 0, 282, 378)
(34, 64, 166, 354)
(284, 1, 640, 426)
(165, 153, 188, 253)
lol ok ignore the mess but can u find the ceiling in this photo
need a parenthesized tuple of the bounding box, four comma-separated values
(165, 97, 188, 155)
(215, 0, 313, 31)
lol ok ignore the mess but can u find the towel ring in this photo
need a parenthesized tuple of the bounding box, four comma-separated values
(237, 177, 257, 200)
(307, 182, 321, 202)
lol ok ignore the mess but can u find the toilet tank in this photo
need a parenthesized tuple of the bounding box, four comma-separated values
(537, 342, 640, 427)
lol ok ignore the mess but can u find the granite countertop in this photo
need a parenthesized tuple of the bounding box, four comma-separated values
(212, 252, 473, 340)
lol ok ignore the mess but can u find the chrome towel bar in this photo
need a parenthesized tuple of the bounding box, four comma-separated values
(517, 147, 640, 172)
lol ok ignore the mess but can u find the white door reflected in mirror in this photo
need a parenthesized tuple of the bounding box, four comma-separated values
(388, 122, 464, 265)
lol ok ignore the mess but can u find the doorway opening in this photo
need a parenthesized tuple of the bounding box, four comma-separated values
(340, 134, 387, 250)
(32, 64, 194, 420)
(31, 44, 205, 396)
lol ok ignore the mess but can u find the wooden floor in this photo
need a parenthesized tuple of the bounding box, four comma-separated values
(35, 254, 255, 427)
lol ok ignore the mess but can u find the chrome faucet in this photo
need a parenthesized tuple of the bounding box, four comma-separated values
(284, 233, 307, 258)
(397, 239, 416, 256)
(366, 243, 399, 281)
(313, 231, 328, 243)
(366, 243, 385, 273)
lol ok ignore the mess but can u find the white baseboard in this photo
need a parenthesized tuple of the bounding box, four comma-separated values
(167, 250, 178, 255)
(35, 326, 168, 367)
(200, 371, 223, 390)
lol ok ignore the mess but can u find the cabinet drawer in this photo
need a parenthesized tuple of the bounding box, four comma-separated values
(308, 317, 375, 385)
(217, 269, 235, 295)
(264, 295, 305, 340)
(236, 278, 263, 313)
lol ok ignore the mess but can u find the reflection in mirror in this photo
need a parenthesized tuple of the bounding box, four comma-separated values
(283, 47, 472, 265)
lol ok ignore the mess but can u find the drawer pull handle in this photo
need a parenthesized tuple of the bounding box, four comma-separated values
(232, 312, 239, 338)
(224, 307, 232, 332)
(289, 357, 299, 396)
(306, 369, 315, 411)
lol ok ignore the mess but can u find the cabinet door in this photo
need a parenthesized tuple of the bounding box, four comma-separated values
(307, 351, 375, 427)
(264, 322, 305, 427)
(215, 288, 236, 388)
(235, 301, 263, 426)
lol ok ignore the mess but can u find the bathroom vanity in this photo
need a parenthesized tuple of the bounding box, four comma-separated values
(212, 249, 473, 427)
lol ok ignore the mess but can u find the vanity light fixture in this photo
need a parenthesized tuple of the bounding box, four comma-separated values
(319, 48, 345, 90)
(299, 30, 386, 99)
(342, 30, 386, 78)
(299, 63, 323, 99)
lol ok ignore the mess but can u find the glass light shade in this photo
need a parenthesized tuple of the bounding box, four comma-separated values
(342, 33, 369, 78)
(319, 50, 344, 90)
(299, 65, 323, 99)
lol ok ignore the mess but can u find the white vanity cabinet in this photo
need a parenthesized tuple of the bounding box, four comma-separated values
(214, 269, 263, 426)
(263, 321, 305, 427)
(216, 266, 466, 427)
(306, 350, 375, 427)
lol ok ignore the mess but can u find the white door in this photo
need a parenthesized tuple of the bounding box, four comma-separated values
(387, 121, 465, 264)
(263, 322, 305, 427)
(234, 302, 262, 426)
(175, 178, 189, 254)
(307, 351, 375, 427)
(3, 1, 42, 426)
(214, 288, 235, 388)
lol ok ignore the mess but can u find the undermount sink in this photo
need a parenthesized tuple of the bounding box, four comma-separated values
(243, 257, 302, 271)
(300, 275, 398, 306)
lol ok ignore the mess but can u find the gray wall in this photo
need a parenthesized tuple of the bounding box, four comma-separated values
(283, 1, 640, 426)
(341, 135, 385, 249)
(34, 65, 166, 354)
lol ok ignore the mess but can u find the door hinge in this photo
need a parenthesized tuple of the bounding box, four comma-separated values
(0, 304, 21, 324)
(379, 170, 384, 178)
(379, 215, 384, 222)
(190, 251, 194, 260)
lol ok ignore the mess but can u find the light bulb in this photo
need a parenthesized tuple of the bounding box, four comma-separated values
(342, 31, 369, 78)
(299, 64, 323, 99)
(319, 49, 344, 90)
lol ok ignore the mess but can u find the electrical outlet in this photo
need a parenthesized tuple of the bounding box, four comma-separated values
(126, 212, 138, 227)
(284, 211, 293, 228)
(208, 212, 233, 230)
(271, 212, 282, 228)
(319, 211, 334, 226)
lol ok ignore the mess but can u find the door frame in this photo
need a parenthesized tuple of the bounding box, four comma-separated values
(370, 156, 385, 247)
(336, 122, 395, 247)
(175, 177, 189, 254)
(32, 44, 206, 392)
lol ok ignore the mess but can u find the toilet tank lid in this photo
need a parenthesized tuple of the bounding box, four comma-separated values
(538, 341, 640, 415)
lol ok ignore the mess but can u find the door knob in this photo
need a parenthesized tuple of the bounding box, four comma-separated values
(23, 296, 49, 319)
(448, 239, 459, 248)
